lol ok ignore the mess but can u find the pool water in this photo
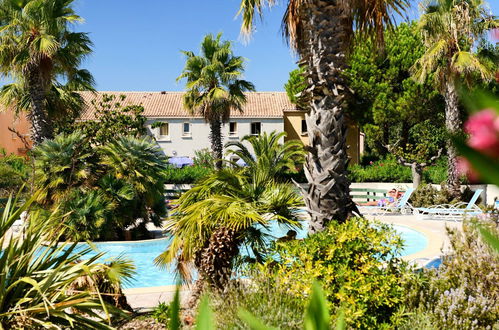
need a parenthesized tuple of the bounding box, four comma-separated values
(83, 222, 428, 288)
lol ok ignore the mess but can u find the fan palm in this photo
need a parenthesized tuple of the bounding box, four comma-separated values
(155, 168, 303, 300)
(0, 68, 95, 132)
(411, 0, 498, 197)
(32, 131, 91, 206)
(99, 135, 169, 228)
(177, 33, 255, 169)
(57, 189, 111, 241)
(0, 0, 94, 145)
(225, 131, 305, 181)
(0, 195, 133, 329)
(238, 0, 409, 232)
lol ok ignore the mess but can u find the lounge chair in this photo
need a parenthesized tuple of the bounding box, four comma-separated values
(358, 188, 415, 216)
(11, 211, 28, 233)
(413, 189, 483, 221)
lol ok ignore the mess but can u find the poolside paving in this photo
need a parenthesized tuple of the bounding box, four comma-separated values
(367, 214, 461, 265)
(125, 213, 462, 310)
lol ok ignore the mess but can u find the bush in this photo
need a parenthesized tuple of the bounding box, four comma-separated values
(348, 157, 412, 182)
(404, 220, 499, 329)
(193, 148, 216, 169)
(209, 276, 305, 329)
(164, 165, 211, 184)
(152, 302, 170, 324)
(254, 218, 412, 328)
(0, 153, 31, 197)
(348, 156, 448, 184)
(422, 157, 447, 184)
(410, 184, 481, 207)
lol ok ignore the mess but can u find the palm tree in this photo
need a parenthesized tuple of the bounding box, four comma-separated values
(411, 0, 498, 197)
(177, 33, 255, 169)
(155, 168, 303, 301)
(237, 0, 410, 232)
(0, 68, 95, 132)
(0, 0, 94, 145)
(99, 135, 169, 229)
(32, 131, 91, 206)
(225, 131, 305, 181)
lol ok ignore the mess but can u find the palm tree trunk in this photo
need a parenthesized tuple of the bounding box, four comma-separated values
(444, 80, 462, 198)
(27, 67, 52, 145)
(188, 227, 239, 307)
(210, 118, 223, 170)
(298, 0, 358, 233)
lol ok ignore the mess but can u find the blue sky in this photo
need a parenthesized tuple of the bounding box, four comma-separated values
(67, 1, 499, 92)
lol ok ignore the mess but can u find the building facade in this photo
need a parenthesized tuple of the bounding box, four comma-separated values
(0, 109, 31, 155)
(1, 91, 361, 164)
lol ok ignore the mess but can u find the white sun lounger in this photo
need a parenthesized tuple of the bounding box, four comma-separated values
(358, 187, 415, 216)
(413, 189, 483, 221)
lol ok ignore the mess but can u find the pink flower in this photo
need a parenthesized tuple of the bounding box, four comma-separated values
(369, 161, 373, 165)
(464, 109, 499, 157)
(492, 29, 499, 41)
(457, 157, 480, 183)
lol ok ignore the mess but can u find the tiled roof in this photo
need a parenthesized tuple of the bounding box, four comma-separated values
(79, 91, 297, 120)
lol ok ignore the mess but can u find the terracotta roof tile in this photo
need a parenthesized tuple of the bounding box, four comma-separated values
(79, 91, 296, 120)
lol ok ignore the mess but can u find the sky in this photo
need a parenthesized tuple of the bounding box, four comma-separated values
(23, 1, 499, 92)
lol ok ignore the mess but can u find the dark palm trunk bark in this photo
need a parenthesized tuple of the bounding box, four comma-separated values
(27, 66, 52, 145)
(444, 80, 462, 199)
(210, 117, 223, 170)
(188, 227, 239, 307)
(298, 0, 358, 233)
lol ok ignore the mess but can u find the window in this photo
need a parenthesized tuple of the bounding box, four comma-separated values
(301, 119, 307, 135)
(159, 123, 169, 136)
(250, 122, 261, 135)
(229, 122, 237, 136)
(183, 122, 191, 136)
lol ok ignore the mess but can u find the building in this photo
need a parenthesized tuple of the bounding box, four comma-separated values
(1, 91, 361, 163)
(283, 108, 361, 164)
(0, 109, 31, 155)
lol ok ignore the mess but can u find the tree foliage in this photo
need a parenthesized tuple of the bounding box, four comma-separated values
(32, 131, 168, 241)
(56, 93, 147, 146)
(177, 33, 255, 169)
(155, 167, 303, 292)
(346, 22, 445, 156)
(0, 0, 94, 144)
(284, 66, 307, 109)
(225, 131, 305, 181)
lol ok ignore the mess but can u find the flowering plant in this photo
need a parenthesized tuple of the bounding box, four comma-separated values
(455, 97, 499, 186)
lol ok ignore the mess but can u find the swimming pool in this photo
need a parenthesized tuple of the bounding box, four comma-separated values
(81, 222, 428, 288)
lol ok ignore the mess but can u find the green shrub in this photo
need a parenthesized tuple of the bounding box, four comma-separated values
(193, 148, 216, 169)
(422, 158, 447, 184)
(348, 156, 448, 184)
(254, 218, 412, 328)
(164, 165, 211, 184)
(409, 184, 455, 207)
(209, 276, 305, 329)
(410, 184, 481, 207)
(152, 302, 170, 324)
(348, 157, 412, 182)
(405, 220, 499, 329)
(0, 154, 31, 197)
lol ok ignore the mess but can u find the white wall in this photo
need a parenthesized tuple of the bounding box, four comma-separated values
(146, 118, 284, 158)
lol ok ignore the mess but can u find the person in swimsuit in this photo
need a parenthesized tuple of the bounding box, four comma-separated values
(358, 189, 399, 206)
